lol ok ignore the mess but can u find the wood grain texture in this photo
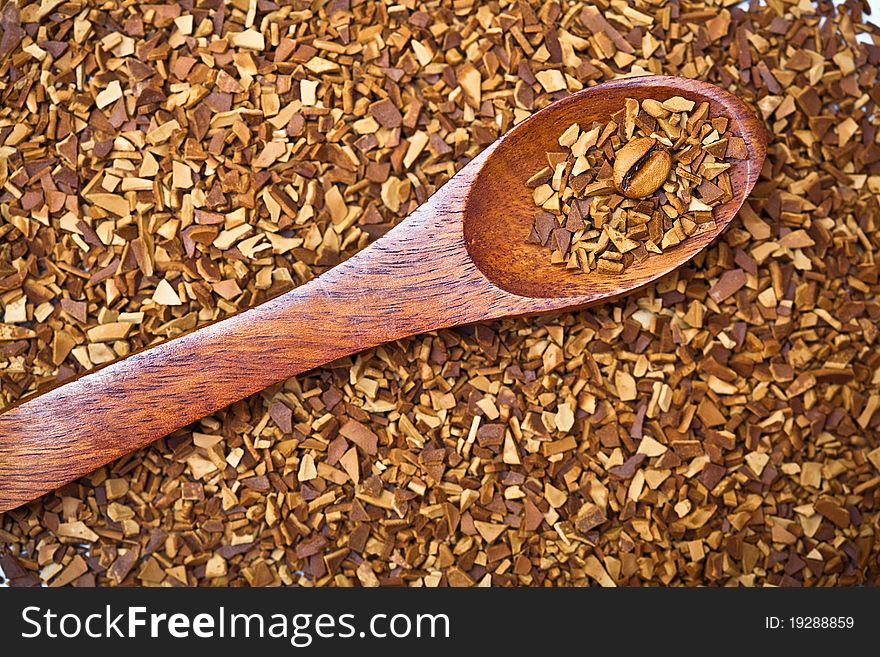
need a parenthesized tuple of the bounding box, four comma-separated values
(0, 76, 766, 512)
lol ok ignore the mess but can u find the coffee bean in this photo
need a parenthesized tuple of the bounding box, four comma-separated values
(612, 137, 671, 198)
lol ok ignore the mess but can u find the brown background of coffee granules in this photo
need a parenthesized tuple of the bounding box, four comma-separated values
(1, 0, 879, 587)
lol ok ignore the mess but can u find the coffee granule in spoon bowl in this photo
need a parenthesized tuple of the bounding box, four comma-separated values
(527, 96, 746, 274)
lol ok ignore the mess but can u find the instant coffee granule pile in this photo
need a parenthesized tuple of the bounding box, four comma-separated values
(527, 96, 743, 274)
(1, 0, 880, 587)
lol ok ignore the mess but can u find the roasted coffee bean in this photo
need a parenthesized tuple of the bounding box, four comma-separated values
(612, 137, 671, 198)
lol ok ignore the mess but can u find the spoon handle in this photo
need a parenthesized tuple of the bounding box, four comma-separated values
(0, 286, 320, 511)
(0, 184, 503, 512)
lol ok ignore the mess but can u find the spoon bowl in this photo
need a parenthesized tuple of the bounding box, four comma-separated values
(0, 76, 766, 512)
(464, 76, 767, 299)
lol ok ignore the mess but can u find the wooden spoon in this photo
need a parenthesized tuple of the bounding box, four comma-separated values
(0, 76, 766, 512)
